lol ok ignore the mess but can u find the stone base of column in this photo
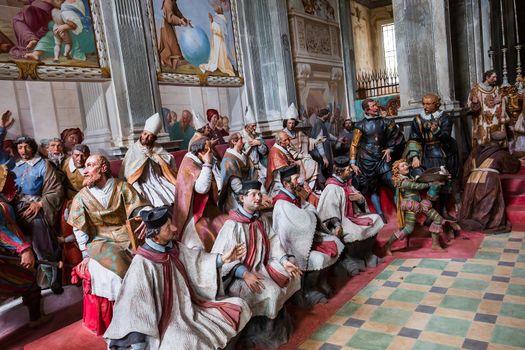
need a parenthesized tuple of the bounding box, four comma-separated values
(84, 129, 113, 155)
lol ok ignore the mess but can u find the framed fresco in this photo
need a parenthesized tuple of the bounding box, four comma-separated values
(0, 0, 109, 81)
(147, 0, 244, 87)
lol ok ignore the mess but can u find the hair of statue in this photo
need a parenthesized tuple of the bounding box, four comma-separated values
(391, 158, 407, 187)
(14, 136, 38, 154)
(48, 137, 63, 145)
(72, 144, 91, 155)
(282, 118, 296, 129)
(483, 69, 496, 81)
(318, 108, 330, 117)
(422, 94, 442, 108)
(228, 132, 241, 148)
(361, 98, 375, 111)
(92, 154, 112, 178)
(190, 138, 208, 155)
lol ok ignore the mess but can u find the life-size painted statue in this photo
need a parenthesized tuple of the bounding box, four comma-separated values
(468, 70, 510, 146)
(459, 131, 521, 233)
(105, 206, 252, 350)
(384, 159, 460, 255)
(350, 98, 405, 223)
(212, 180, 302, 349)
(403, 94, 459, 220)
(272, 165, 344, 306)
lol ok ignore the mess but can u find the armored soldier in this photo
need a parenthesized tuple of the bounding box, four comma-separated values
(350, 99, 405, 223)
(403, 94, 459, 219)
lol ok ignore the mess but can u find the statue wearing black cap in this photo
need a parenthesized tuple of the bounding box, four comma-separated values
(272, 164, 344, 305)
(211, 180, 302, 347)
(317, 156, 385, 275)
(106, 206, 251, 350)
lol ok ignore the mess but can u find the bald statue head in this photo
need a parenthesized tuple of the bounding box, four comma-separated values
(83, 154, 112, 188)
(422, 94, 441, 115)
(275, 131, 291, 148)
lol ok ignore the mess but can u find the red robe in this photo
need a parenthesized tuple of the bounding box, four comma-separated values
(265, 145, 293, 191)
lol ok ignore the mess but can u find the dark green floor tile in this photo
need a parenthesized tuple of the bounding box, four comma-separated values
(481, 240, 505, 248)
(511, 268, 525, 278)
(451, 278, 489, 291)
(418, 259, 449, 270)
(403, 273, 438, 286)
(461, 263, 495, 275)
(388, 288, 426, 304)
(506, 284, 525, 297)
(369, 307, 411, 326)
(439, 295, 481, 312)
(346, 329, 394, 350)
(474, 251, 501, 260)
(491, 325, 525, 348)
(359, 284, 381, 298)
(425, 315, 470, 337)
(390, 259, 405, 266)
(310, 323, 339, 341)
(412, 340, 459, 350)
(500, 302, 525, 320)
(376, 270, 393, 280)
(336, 302, 360, 317)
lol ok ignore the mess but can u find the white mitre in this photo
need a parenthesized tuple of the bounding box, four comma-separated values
(284, 102, 299, 120)
(244, 105, 256, 125)
(193, 110, 207, 130)
(143, 112, 163, 135)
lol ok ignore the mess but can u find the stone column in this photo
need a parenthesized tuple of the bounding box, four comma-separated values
(236, 0, 297, 133)
(78, 82, 113, 154)
(393, 0, 459, 116)
(98, 0, 161, 147)
(339, 0, 358, 118)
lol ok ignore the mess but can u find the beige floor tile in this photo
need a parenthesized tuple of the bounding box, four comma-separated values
(494, 266, 514, 277)
(485, 281, 510, 294)
(487, 344, 524, 350)
(420, 292, 445, 307)
(466, 321, 494, 342)
(298, 339, 323, 350)
(360, 320, 401, 335)
(503, 294, 525, 304)
(419, 331, 464, 347)
(404, 313, 432, 330)
(326, 326, 357, 345)
(351, 304, 377, 320)
(496, 315, 525, 329)
(456, 272, 492, 281)
(328, 315, 350, 325)
(386, 336, 417, 350)
(434, 307, 475, 321)
(432, 276, 456, 288)
(478, 300, 503, 315)
(381, 300, 418, 311)
(446, 288, 484, 299)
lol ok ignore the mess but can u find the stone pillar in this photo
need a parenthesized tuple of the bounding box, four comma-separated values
(79, 82, 113, 154)
(98, 0, 161, 147)
(339, 0, 358, 118)
(236, 0, 297, 133)
(25, 82, 60, 142)
(393, 0, 459, 116)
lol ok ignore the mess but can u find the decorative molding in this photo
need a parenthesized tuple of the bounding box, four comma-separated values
(0, 0, 111, 82)
(296, 63, 312, 80)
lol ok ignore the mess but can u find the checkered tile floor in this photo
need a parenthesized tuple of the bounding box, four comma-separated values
(299, 231, 525, 350)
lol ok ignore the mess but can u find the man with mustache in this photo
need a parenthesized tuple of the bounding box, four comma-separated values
(46, 137, 66, 168)
(121, 113, 178, 207)
(67, 154, 150, 335)
(13, 136, 64, 294)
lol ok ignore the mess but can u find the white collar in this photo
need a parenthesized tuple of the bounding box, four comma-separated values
(421, 110, 443, 120)
(274, 144, 290, 155)
(92, 177, 115, 193)
(186, 152, 202, 165)
(16, 155, 42, 167)
(225, 148, 246, 164)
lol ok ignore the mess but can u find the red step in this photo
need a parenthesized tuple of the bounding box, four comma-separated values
(507, 205, 525, 224)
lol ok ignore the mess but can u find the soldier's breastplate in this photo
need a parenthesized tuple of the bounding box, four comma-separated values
(360, 120, 384, 153)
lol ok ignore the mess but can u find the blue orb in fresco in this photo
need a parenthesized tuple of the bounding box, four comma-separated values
(177, 26, 210, 67)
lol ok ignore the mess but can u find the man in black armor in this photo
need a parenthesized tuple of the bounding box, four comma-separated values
(350, 99, 405, 223)
(403, 94, 459, 219)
